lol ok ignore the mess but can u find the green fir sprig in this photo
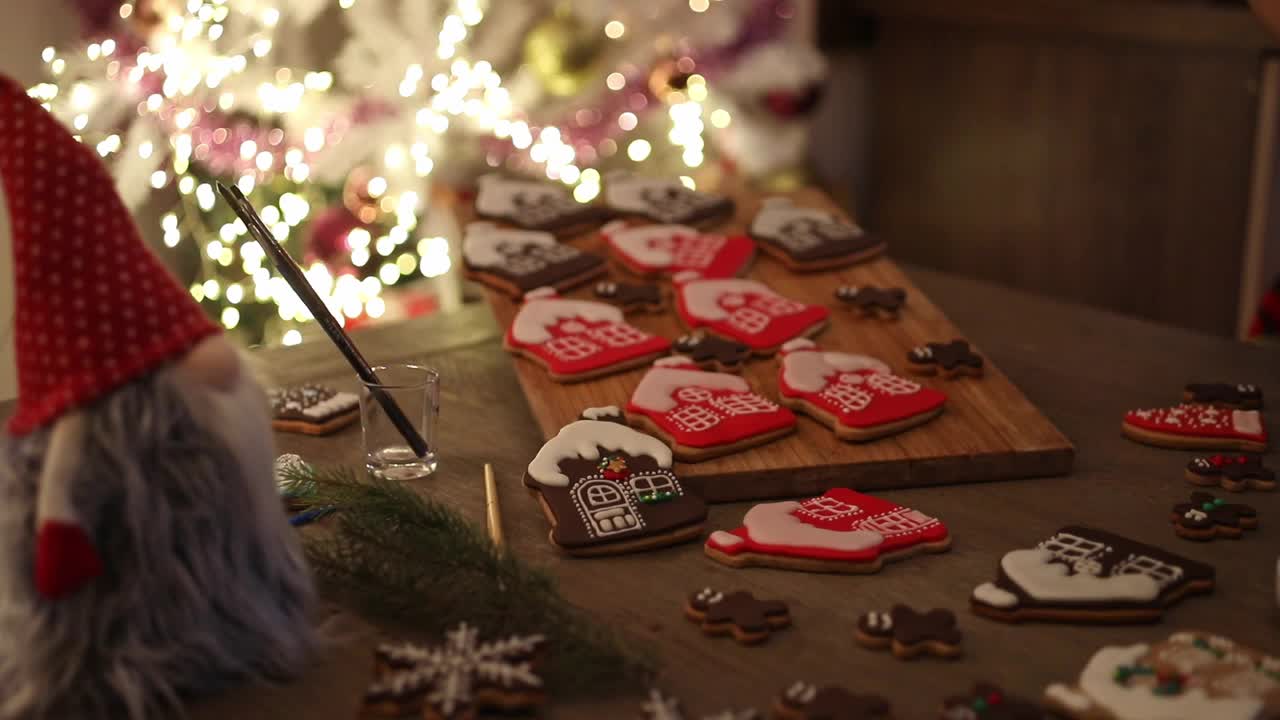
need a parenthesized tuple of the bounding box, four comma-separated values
(280, 464, 653, 697)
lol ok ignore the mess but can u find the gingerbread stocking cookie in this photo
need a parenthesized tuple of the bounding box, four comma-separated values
(523, 407, 706, 555)
(473, 174, 604, 235)
(463, 222, 605, 298)
(602, 221, 754, 278)
(704, 488, 951, 574)
(778, 339, 947, 442)
(504, 288, 671, 382)
(1122, 404, 1267, 452)
(674, 275, 829, 354)
(970, 526, 1216, 624)
(750, 197, 886, 272)
(625, 357, 796, 461)
(603, 173, 734, 226)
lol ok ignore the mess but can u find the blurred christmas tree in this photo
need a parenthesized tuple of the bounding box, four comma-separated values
(33, 0, 825, 345)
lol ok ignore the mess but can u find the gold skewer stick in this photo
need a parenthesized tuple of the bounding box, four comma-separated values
(484, 464, 504, 550)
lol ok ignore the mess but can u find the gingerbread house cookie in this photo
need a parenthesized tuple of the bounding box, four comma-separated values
(603, 173, 734, 226)
(503, 288, 671, 382)
(674, 275, 829, 354)
(1122, 405, 1267, 453)
(704, 488, 951, 574)
(523, 407, 706, 556)
(269, 384, 360, 436)
(463, 222, 605, 298)
(749, 197, 885, 272)
(473, 173, 604, 235)
(1043, 631, 1280, 720)
(778, 339, 946, 442)
(970, 526, 1215, 624)
(625, 357, 796, 462)
(602, 221, 754, 279)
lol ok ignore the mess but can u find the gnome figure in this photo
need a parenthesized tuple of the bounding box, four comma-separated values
(0, 76, 314, 719)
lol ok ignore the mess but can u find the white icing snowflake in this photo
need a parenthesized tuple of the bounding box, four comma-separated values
(642, 689, 758, 720)
(367, 624, 544, 718)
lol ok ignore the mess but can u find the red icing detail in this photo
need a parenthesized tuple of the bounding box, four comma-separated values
(1123, 405, 1266, 443)
(34, 520, 103, 599)
(604, 224, 754, 279)
(986, 691, 1003, 705)
(626, 368, 796, 449)
(705, 488, 949, 562)
(0, 75, 220, 436)
(675, 281, 829, 351)
(777, 362, 947, 430)
(505, 316, 670, 378)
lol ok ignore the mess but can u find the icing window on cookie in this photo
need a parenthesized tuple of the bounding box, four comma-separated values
(867, 373, 922, 396)
(674, 234, 726, 269)
(859, 508, 937, 535)
(798, 496, 861, 520)
(751, 294, 806, 318)
(820, 383, 873, 413)
(629, 473, 678, 503)
(710, 392, 779, 417)
(728, 306, 771, 335)
(668, 403, 721, 432)
(587, 322, 650, 348)
(675, 386, 714, 403)
(1039, 532, 1106, 561)
(543, 335, 600, 361)
(572, 478, 643, 537)
(1112, 554, 1184, 589)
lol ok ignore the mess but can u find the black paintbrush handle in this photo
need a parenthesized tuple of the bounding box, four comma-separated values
(215, 183, 430, 459)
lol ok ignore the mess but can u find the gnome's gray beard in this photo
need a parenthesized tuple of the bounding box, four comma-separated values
(0, 365, 316, 720)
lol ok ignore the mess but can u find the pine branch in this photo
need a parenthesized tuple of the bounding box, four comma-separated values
(281, 464, 654, 697)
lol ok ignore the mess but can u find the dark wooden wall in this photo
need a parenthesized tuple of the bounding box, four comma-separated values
(820, 0, 1273, 336)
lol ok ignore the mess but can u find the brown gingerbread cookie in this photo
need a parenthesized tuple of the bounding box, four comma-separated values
(1186, 454, 1276, 492)
(750, 197, 887, 272)
(671, 332, 753, 372)
(834, 285, 906, 320)
(362, 623, 545, 720)
(1170, 491, 1258, 541)
(269, 383, 360, 435)
(473, 173, 605, 236)
(854, 605, 962, 660)
(1183, 382, 1263, 410)
(603, 173, 734, 227)
(684, 587, 790, 645)
(594, 279, 665, 313)
(940, 683, 1043, 719)
(907, 340, 984, 379)
(774, 682, 893, 720)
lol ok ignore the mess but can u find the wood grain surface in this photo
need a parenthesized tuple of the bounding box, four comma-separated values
(465, 187, 1074, 502)
(4, 264, 1277, 719)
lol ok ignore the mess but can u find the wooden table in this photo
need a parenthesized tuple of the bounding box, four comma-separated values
(7, 264, 1277, 719)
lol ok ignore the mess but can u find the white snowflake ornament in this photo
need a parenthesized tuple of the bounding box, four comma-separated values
(363, 623, 546, 719)
(642, 688, 759, 720)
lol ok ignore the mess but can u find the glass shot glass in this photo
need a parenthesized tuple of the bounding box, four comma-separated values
(360, 363, 439, 480)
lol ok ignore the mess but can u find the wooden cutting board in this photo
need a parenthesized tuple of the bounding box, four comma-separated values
(454, 185, 1074, 502)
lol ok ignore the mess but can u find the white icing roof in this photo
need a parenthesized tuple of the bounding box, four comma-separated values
(510, 296, 624, 344)
(781, 350, 890, 393)
(462, 221, 557, 268)
(527, 419, 673, 487)
(475, 174, 566, 216)
(630, 366, 750, 413)
(750, 196, 844, 237)
(678, 277, 780, 321)
(605, 223, 697, 267)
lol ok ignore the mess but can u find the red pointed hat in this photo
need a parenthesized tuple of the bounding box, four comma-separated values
(0, 74, 219, 436)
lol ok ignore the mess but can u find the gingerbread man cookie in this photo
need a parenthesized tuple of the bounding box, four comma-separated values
(906, 340, 984, 379)
(1171, 492, 1257, 541)
(603, 173, 734, 226)
(1122, 404, 1267, 452)
(462, 221, 606, 298)
(362, 623, 545, 720)
(594, 280, 666, 313)
(854, 605, 962, 660)
(684, 587, 791, 645)
(774, 682, 893, 720)
(671, 332, 753, 372)
(1186, 454, 1276, 492)
(940, 683, 1043, 720)
(750, 197, 887, 272)
(1183, 382, 1263, 410)
(834, 285, 906, 320)
(473, 173, 604, 236)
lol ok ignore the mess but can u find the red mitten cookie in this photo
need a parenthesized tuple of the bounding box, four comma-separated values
(750, 197, 886, 272)
(603, 173, 734, 226)
(674, 274, 829, 354)
(463, 221, 605, 298)
(704, 488, 951, 574)
(602, 221, 754, 279)
(504, 288, 671, 382)
(625, 357, 796, 461)
(778, 339, 946, 442)
(522, 406, 707, 556)
(1122, 404, 1267, 452)
(473, 173, 604, 235)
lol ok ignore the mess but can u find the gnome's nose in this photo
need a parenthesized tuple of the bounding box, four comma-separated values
(34, 521, 103, 599)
